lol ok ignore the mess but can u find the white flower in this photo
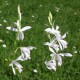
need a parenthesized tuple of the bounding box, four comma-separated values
(45, 60, 56, 71)
(6, 5, 31, 41)
(44, 38, 59, 52)
(9, 60, 23, 75)
(33, 69, 37, 73)
(50, 53, 72, 66)
(2, 44, 6, 48)
(56, 33, 68, 50)
(6, 26, 31, 40)
(57, 39, 68, 50)
(45, 26, 61, 37)
(50, 53, 62, 66)
(16, 46, 35, 61)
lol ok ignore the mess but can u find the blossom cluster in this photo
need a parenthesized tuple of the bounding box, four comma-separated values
(44, 12, 72, 71)
(6, 5, 35, 75)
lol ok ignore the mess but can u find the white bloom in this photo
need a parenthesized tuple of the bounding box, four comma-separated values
(44, 38, 59, 52)
(45, 26, 61, 37)
(50, 53, 62, 66)
(9, 60, 23, 75)
(50, 53, 72, 66)
(16, 46, 35, 61)
(6, 26, 31, 40)
(33, 69, 37, 73)
(57, 39, 68, 50)
(56, 33, 68, 50)
(45, 60, 56, 71)
(6, 5, 31, 41)
(2, 44, 6, 48)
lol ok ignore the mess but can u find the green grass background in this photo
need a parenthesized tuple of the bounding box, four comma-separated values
(0, 0, 80, 80)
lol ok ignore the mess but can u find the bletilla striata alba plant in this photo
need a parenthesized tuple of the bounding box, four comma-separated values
(44, 12, 72, 71)
(6, 5, 31, 41)
(6, 5, 35, 75)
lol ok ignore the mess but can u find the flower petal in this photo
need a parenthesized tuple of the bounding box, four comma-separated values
(13, 61, 23, 73)
(61, 33, 67, 39)
(64, 53, 72, 57)
(6, 27, 18, 32)
(17, 31, 24, 40)
(21, 26, 31, 31)
(56, 55, 62, 66)
(45, 60, 56, 71)
(49, 47, 55, 53)
(56, 26, 59, 30)
(45, 28, 52, 33)
(12, 66, 16, 75)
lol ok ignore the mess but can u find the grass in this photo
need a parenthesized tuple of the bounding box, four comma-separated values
(0, 0, 80, 80)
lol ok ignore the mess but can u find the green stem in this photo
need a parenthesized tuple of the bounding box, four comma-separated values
(12, 70, 13, 80)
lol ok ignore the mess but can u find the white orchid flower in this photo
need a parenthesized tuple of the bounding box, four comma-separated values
(50, 53, 62, 66)
(16, 46, 36, 61)
(6, 5, 31, 40)
(45, 26, 61, 38)
(56, 33, 68, 50)
(57, 38, 68, 50)
(44, 42, 59, 52)
(6, 26, 31, 40)
(50, 53, 72, 67)
(9, 60, 23, 75)
(45, 60, 56, 71)
(44, 37, 59, 52)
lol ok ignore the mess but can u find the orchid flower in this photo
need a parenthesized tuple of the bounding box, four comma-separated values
(9, 60, 23, 75)
(45, 26, 61, 38)
(50, 53, 72, 67)
(56, 33, 68, 50)
(6, 26, 31, 41)
(44, 37, 59, 52)
(6, 5, 31, 40)
(16, 46, 36, 61)
(45, 60, 56, 71)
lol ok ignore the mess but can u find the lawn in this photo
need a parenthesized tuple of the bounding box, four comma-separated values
(0, 0, 80, 80)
